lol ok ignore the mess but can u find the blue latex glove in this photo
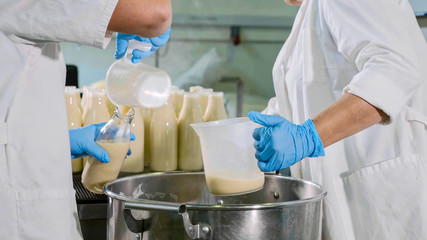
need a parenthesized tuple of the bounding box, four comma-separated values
(69, 123, 136, 163)
(115, 27, 171, 63)
(248, 111, 325, 172)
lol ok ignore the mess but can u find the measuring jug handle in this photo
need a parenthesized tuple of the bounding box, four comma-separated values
(123, 39, 152, 64)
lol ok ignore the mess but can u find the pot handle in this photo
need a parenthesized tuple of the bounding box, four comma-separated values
(125, 200, 181, 212)
(124, 200, 212, 239)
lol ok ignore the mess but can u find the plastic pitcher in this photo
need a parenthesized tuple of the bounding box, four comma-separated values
(105, 40, 171, 108)
(191, 117, 265, 196)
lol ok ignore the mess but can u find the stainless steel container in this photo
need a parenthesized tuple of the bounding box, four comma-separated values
(104, 172, 326, 240)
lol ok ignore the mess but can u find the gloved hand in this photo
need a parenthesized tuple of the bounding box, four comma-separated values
(248, 111, 325, 172)
(69, 123, 135, 163)
(115, 27, 171, 63)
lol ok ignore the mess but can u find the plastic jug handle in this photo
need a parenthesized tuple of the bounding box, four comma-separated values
(123, 39, 152, 64)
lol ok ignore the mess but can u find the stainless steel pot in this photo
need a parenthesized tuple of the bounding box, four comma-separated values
(104, 172, 326, 240)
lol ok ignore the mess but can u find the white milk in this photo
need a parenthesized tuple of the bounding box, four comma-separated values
(205, 174, 265, 195)
(177, 93, 204, 171)
(203, 92, 228, 122)
(150, 101, 178, 171)
(65, 87, 83, 173)
(81, 141, 130, 194)
(120, 108, 144, 173)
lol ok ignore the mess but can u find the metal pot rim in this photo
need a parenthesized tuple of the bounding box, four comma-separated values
(104, 172, 327, 211)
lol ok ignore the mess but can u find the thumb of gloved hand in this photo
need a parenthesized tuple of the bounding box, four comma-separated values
(248, 111, 285, 127)
(69, 123, 110, 163)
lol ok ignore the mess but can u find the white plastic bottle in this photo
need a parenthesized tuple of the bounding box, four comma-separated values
(177, 93, 204, 171)
(203, 92, 228, 122)
(120, 108, 144, 173)
(150, 100, 178, 171)
(65, 86, 83, 173)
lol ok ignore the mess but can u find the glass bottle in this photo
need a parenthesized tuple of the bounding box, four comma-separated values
(189, 86, 213, 117)
(203, 92, 228, 122)
(140, 107, 153, 169)
(81, 86, 96, 115)
(120, 108, 144, 173)
(81, 108, 134, 194)
(65, 86, 83, 173)
(150, 100, 178, 171)
(170, 88, 185, 119)
(177, 93, 204, 171)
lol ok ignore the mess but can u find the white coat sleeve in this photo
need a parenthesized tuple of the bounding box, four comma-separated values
(322, 0, 425, 122)
(261, 97, 281, 115)
(0, 0, 118, 49)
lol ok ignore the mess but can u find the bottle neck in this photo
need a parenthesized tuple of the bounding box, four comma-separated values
(113, 107, 135, 122)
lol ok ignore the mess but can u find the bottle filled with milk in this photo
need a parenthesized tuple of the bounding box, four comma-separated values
(120, 108, 144, 173)
(65, 86, 83, 173)
(150, 99, 178, 171)
(177, 93, 204, 171)
(81, 107, 134, 194)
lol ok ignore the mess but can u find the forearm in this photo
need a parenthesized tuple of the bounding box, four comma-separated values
(108, 0, 172, 38)
(312, 92, 388, 147)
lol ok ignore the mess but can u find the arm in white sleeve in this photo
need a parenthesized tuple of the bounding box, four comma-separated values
(0, 0, 118, 49)
(323, 0, 424, 122)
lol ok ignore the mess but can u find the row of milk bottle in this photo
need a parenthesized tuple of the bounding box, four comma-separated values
(64, 84, 228, 174)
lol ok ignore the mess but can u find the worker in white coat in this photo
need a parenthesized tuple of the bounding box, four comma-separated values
(249, 0, 427, 239)
(0, 0, 171, 239)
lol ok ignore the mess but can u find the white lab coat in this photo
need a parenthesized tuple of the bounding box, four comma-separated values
(264, 0, 427, 239)
(0, 0, 117, 239)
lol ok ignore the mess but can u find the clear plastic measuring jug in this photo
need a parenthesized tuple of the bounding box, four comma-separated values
(191, 117, 265, 196)
(105, 40, 171, 108)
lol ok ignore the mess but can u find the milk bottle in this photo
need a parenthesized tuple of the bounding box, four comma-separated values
(82, 88, 111, 167)
(203, 92, 228, 122)
(82, 88, 111, 125)
(120, 108, 144, 173)
(177, 93, 204, 171)
(81, 108, 134, 194)
(81, 86, 96, 115)
(190, 87, 213, 116)
(140, 107, 153, 169)
(169, 88, 185, 119)
(150, 100, 178, 171)
(65, 86, 83, 173)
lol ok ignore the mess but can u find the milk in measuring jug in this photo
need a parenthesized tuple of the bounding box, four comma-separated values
(206, 175, 265, 195)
